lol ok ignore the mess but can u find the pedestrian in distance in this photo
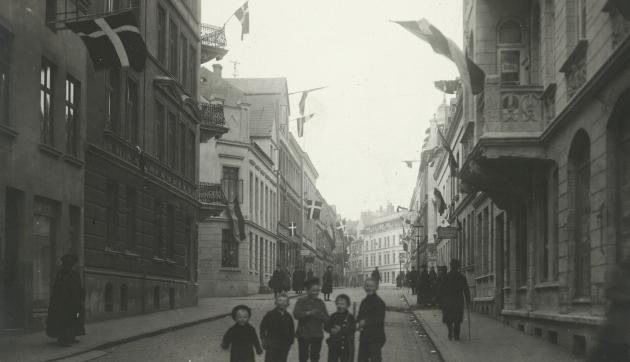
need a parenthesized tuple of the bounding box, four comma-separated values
(434, 266, 448, 310)
(221, 305, 263, 362)
(322, 265, 334, 301)
(46, 254, 85, 347)
(307, 268, 314, 281)
(283, 267, 292, 293)
(428, 266, 437, 306)
(324, 294, 356, 362)
(294, 277, 330, 362)
(438, 259, 471, 341)
(293, 267, 306, 294)
(371, 267, 382, 285)
(417, 264, 430, 306)
(407, 266, 418, 295)
(269, 264, 284, 297)
(356, 278, 386, 362)
(260, 293, 295, 362)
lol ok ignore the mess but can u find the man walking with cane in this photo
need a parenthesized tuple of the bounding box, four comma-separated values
(438, 259, 471, 341)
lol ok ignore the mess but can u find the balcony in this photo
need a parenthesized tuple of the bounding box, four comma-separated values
(198, 182, 227, 218)
(200, 24, 228, 64)
(199, 102, 229, 142)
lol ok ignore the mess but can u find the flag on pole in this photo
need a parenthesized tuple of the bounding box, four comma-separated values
(226, 197, 246, 241)
(433, 188, 447, 215)
(393, 19, 485, 95)
(434, 79, 460, 94)
(289, 222, 297, 237)
(306, 200, 322, 220)
(437, 127, 458, 173)
(65, 10, 147, 72)
(403, 161, 414, 168)
(234, 1, 249, 40)
(296, 113, 315, 137)
(336, 219, 346, 232)
(297, 86, 326, 115)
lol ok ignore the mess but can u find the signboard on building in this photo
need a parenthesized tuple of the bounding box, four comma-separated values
(437, 226, 458, 240)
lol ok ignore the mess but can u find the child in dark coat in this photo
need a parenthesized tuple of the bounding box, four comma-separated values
(325, 294, 356, 362)
(260, 293, 295, 362)
(221, 305, 263, 362)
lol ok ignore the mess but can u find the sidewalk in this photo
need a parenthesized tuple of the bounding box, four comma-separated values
(0, 292, 293, 362)
(412, 306, 583, 362)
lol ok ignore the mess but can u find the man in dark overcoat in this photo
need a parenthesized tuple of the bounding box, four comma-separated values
(46, 254, 85, 346)
(438, 259, 471, 340)
(407, 266, 418, 294)
(416, 265, 430, 306)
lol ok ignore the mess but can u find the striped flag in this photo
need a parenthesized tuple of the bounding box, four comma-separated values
(394, 19, 485, 94)
(65, 10, 147, 71)
(297, 113, 315, 138)
(234, 1, 249, 40)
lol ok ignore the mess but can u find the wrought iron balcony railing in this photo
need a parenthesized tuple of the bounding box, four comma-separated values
(199, 103, 226, 127)
(200, 24, 227, 49)
(199, 182, 226, 204)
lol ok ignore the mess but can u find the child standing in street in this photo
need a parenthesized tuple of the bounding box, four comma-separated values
(221, 305, 263, 362)
(325, 294, 356, 362)
(356, 278, 386, 362)
(294, 277, 330, 362)
(260, 293, 295, 362)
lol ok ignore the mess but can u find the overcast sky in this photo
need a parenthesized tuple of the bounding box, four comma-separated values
(201, 0, 462, 220)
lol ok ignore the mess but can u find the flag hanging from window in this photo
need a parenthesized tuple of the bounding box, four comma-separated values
(297, 113, 315, 137)
(65, 10, 147, 72)
(393, 19, 485, 95)
(437, 127, 458, 174)
(336, 219, 346, 232)
(226, 197, 246, 241)
(306, 199, 322, 220)
(289, 222, 297, 237)
(234, 1, 249, 40)
(433, 188, 447, 216)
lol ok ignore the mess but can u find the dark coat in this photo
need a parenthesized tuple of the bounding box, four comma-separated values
(292, 270, 305, 291)
(322, 270, 334, 294)
(269, 269, 284, 292)
(406, 270, 418, 287)
(46, 268, 85, 338)
(438, 271, 471, 324)
(282, 270, 292, 291)
(357, 293, 386, 344)
(325, 311, 356, 360)
(221, 323, 263, 362)
(260, 309, 295, 350)
(293, 295, 329, 338)
(307, 270, 314, 280)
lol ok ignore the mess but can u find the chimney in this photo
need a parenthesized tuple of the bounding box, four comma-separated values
(212, 64, 223, 78)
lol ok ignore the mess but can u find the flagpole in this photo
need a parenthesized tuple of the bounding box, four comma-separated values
(288, 86, 328, 95)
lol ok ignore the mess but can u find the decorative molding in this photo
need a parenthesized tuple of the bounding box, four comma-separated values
(63, 154, 85, 169)
(218, 153, 245, 160)
(38, 143, 62, 159)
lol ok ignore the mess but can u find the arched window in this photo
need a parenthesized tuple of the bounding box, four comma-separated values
(120, 284, 128, 311)
(153, 286, 160, 310)
(105, 283, 114, 312)
(499, 19, 523, 45)
(568, 130, 591, 297)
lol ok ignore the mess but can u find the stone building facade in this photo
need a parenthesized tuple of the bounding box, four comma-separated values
(360, 209, 406, 286)
(431, 0, 630, 356)
(82, 0, 205, 321)
(0, 0, 89, 331)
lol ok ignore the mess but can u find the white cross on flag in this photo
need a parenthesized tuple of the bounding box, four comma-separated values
(336, 219, 346, 232)
(65, 10, 147, 72)
(289, 222, 297, 237)
(306, 200, 322, 220)
(234, 1, 249, 40)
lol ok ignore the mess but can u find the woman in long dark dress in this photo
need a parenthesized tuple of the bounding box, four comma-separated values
(46, 254, 85, 346)
(322, 266, 334, 301)
(438, 259, 470, 341)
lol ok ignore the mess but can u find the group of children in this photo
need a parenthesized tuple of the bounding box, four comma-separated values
(221, 278, 386, 362)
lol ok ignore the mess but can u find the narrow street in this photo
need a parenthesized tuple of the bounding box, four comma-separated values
(91, 288, 441, 362)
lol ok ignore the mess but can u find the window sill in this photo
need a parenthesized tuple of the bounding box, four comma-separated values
(104, 246, 124, 255)
(63, 154, 84, 169)
(220, 267, 241, 272)
(517, 285, 528, 292)
(534, 281, 559, 290)
(123, 250, 140, 258)
(39, 143, 62, 159)
(0, 123, 18, 140)
(572, 297, 592, 305)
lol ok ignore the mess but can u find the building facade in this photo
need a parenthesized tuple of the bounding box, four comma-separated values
(82, 0, 207, 321)
(0, 0, 89, 331)
(360, 206, 406, 286)
(424, 0, 630, 356)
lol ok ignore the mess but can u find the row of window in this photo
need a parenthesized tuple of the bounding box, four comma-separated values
(364, 271, 399, 284)
(364, 251, 399, 268)
(365, 234, 400, 251)
(221, 228, 277, 275)
(248, 170, 278, 231)
(156, 3, 196, 93)
(155, 100, 196, 180)
(103, 283, 175, 312)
